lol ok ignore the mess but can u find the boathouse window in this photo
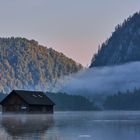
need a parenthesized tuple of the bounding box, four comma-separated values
(21, 106, 27, 110)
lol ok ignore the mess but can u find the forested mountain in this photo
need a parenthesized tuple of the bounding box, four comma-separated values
(46, 92, 98, 111)
(0, 37, 82, 93)
(104, 88, 140, 110)
(90, 12, 140, 67)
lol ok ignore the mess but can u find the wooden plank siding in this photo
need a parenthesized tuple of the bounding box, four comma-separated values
(2, 93, 28, 113)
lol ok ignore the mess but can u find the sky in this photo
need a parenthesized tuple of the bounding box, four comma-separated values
(0, 0, 140, 66)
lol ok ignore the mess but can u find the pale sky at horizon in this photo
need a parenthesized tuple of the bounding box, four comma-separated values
(0, 0, 140, 66)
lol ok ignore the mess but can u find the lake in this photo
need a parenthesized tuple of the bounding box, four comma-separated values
(0, 111, 140, 140)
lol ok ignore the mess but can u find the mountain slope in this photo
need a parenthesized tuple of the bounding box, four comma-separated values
(0, 37, 82, 92)
(90, 12, 140, 67)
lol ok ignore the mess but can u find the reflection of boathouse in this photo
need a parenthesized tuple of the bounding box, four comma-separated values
(1, 114, 54, 139)
(0, 90, 55, 113)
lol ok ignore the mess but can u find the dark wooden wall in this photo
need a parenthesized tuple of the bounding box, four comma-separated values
(29, 105, 53, 113)
(2, 93, 27, 112)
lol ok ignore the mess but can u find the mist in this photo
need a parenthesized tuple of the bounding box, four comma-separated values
(53, 62, 140, 96)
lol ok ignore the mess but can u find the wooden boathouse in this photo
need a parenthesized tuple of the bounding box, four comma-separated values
(0, 90, 55, 113)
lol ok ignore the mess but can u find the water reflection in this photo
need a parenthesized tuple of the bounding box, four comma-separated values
(0, 114, 54, 140)
(0, 112, 140, 140)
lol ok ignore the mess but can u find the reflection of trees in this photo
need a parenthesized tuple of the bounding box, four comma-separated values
(1, 114, 54, 138)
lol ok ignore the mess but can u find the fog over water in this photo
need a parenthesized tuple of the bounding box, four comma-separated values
(54, 62, 140, 96)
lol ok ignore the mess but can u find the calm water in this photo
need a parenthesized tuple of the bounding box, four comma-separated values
(0, 111, 140, 140)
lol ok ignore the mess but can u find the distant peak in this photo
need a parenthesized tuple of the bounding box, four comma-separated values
(90, 11, 140, 67)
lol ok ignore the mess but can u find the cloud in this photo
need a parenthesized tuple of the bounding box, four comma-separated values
(54, 62, 140, 96)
